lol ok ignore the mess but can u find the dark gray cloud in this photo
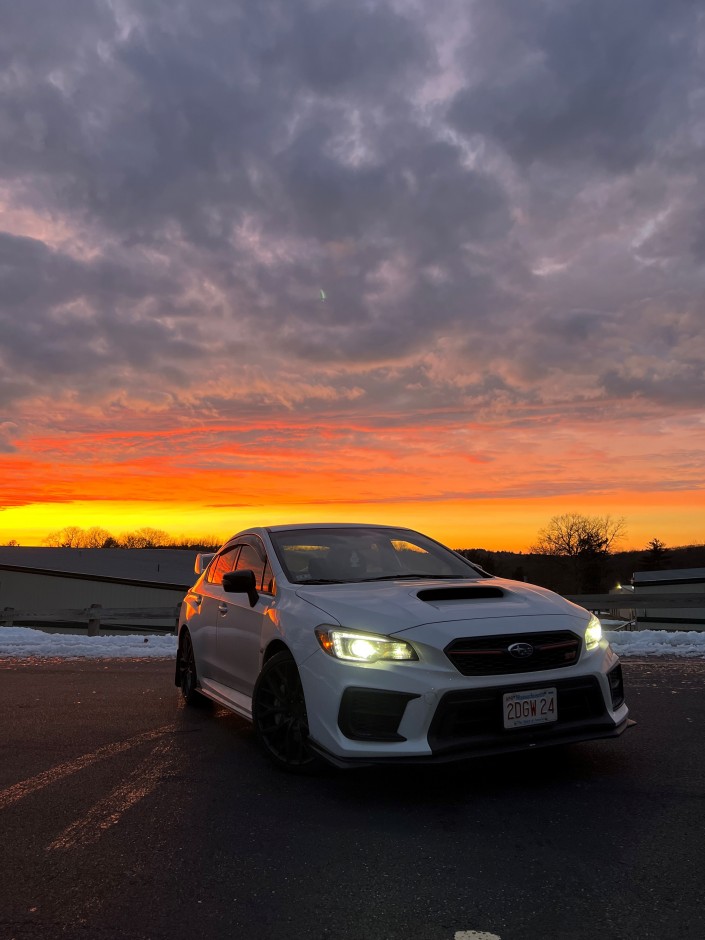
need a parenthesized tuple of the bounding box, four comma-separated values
(0, 231, 206, 388)
(265, 2, 429, 95)
(601, 360, 705, 409)
(448, 0, 699, 172)
(0, 0, 703, 431)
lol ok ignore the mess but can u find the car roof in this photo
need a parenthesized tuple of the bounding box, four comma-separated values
(216, 523, 423, 549)
(220, 523, 418, 543)
(264, 522, 412, 532)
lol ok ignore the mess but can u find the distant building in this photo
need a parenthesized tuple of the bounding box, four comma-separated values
(632, 568, 705, 629)
(0, 548, 196, 631)
(607, 583, 636, 622)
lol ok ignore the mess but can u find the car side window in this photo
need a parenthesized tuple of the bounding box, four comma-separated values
(234, 543, 267, 591)
(235, 545, 267, 590)
(261, 558, 274, 595)
(206, 546, 241, 585)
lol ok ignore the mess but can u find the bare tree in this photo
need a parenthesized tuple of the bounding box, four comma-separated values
(40, 525, 218, 551)
(170, 534, 223, 550)
(43, 526, 86, 548)
(43, 526, 116, 548)
(532, 513, 625, 555)
(119, 527, 173, 549)
(81, 527, 114, 548)
(531, 513, 626, 592)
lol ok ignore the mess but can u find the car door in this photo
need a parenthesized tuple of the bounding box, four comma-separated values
(216, 537, 273, 696)
(193, 544, 241, 681)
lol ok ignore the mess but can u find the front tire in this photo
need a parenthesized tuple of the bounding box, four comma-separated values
(252, 651, 322, 773)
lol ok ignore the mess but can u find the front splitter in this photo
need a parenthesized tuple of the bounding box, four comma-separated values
(309, 715, 633, 769)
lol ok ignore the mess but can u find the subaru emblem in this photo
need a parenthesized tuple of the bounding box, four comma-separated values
(508, 642, 534, 659)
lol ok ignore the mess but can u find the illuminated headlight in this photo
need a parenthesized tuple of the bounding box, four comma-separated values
(585, 614, 603, 651)
(315, 627, 418, 663)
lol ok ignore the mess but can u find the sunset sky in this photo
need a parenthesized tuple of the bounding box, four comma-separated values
(1, 0, 704, 551)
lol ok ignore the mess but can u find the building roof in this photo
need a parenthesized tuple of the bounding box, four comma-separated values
(0, 547, 197, 587)
(633, 568, 705, 586)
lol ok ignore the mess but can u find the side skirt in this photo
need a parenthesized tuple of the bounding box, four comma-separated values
(199, 678, 253, 721)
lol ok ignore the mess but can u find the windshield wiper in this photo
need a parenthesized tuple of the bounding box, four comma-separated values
(299, 574, 472, 584)
(355, 574, 470, 582)
(297, 578, 347, 585)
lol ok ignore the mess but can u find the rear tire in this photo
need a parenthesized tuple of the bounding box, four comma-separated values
(178, 631, 203, 706)
(252, 651, 323, 773)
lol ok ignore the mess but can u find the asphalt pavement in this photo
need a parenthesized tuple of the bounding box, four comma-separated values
(0, 656, 703, 940)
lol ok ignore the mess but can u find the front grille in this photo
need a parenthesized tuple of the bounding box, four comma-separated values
(445, 630, 581, 676)
(338, 688, 419, 742)
(428, 677, 607, 753)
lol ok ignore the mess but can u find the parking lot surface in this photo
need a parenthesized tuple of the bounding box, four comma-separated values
(0, 657, 703, 940)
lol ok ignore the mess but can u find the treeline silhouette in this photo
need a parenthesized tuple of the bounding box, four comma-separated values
(459, 541, 705, 595)
(2, 518, 703, 595)
(33, 526, 222, 551)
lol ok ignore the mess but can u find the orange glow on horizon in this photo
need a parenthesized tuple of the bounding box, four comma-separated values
(2, 490, 704, 552)
(1, 414, 703, 552)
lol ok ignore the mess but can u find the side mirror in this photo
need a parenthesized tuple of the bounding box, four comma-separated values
(195, 552, 215, 575)
(222, 569, 259, 607)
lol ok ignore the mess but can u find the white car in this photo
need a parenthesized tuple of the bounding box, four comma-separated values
(175, 523, 629, 771)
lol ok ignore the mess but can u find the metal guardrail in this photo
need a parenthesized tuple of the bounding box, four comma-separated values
(3, 593, 704, 636)
(564, 592, 705, 609)
(564, 592, 705, 631)
(1, 604, 180, 635)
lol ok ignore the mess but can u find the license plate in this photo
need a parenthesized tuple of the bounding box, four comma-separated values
(503, 688, 557, 729)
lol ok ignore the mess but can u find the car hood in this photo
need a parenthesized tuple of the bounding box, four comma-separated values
(294, 577, 588, 634)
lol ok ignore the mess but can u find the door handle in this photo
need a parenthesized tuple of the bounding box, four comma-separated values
(218, 604, 228, 615)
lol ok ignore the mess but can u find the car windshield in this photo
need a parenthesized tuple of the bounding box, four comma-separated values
(269, 526, 485, 585)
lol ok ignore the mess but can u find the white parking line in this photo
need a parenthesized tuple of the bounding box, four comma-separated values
(0, 725, 173, 811)
(455, 932, 501, 940)
(47, 737, 175, 851)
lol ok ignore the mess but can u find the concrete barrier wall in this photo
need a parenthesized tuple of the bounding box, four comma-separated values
(0, 567, 188, 630)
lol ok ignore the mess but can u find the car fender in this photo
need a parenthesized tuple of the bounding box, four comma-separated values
(257, 588, 338, 672)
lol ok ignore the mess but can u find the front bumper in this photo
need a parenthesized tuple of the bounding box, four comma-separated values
(299, 643, 629, 766)
(311, 715, 631, 768)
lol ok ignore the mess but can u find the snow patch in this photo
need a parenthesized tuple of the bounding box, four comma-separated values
(605, 629, 705, 658)
(0, 625, 703, 661)
(0, 626, 177, 659)
(455, 932, 501, 940)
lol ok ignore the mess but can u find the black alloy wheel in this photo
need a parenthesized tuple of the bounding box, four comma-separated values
(179, 631, 201, 705)
(253, 651, 322, 772)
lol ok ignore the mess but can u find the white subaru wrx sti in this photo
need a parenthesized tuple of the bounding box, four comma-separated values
(175, 524, 629, 770)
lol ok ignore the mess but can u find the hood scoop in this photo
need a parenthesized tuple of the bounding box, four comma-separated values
(417, 586, 505, 603)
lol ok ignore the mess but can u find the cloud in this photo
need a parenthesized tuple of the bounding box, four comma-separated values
(447, 0, 699, 172)
(0, 422, 17, 453)
(265, 3, 429, 96)
(0, 0, 703, 511)
(0, 231, 207, 391)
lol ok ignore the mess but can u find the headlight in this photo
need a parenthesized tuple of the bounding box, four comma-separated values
(315, 627, 418, 663)
(585, 614, 603, 651)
